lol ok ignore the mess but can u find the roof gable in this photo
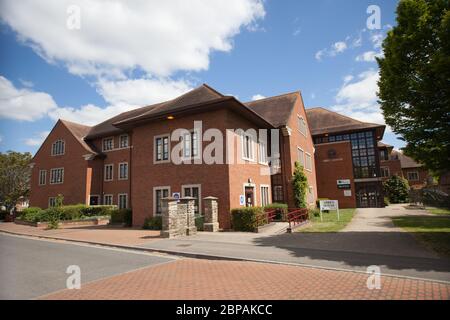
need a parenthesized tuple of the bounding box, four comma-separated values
(244, 92, 299, 127)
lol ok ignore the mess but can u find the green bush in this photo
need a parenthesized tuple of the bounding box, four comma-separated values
(81, 205, 117, 217)
(293, 162, 308, 208)
(422, 189, 450, 208)
(384, 197, 390, 206)
(58, 204, 86, 221)
(383, 175, 410, 203)
(143, 216, 162, 230)
(231, 207, 265, 232)
(19, 207, 43, 222)
(309, 208, 320, 217)
(111, 209, 132, 226)
(43, 207, 62, 229)
(195, 215, 204, 231)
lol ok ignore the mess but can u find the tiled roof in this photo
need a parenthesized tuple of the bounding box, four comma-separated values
(392, 150, 423, 168)
(305, 107, 384, 136)
(60, 120, 98, 154)
(244, 92, 299, 127)
(85, 84, 224, 139)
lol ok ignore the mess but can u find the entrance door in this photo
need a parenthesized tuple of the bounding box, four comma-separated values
(356, 184, 380, 207)
(89, 195, 99, 206)
(245, 186, 255, 207)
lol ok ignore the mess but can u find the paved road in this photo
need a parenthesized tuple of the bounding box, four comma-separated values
(140, 206, 450, 282)
(0, 233, 175, 299)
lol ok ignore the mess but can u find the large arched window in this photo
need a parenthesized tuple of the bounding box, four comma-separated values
(51, 140, 65, 156)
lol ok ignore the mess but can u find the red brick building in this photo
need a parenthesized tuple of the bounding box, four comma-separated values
(30, 84, 317, 229)
(378, 142, 431, 189)
(306, 107, 386, 208)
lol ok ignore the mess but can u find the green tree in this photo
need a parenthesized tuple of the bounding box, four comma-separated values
(377, 0, 450, 175)
(383, 175, 410, 203)
(0, 151, 32, 212)
(292, 161, 308, 208)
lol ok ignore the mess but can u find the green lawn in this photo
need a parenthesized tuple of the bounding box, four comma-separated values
(297, 208, 356, 232)
(426, 207, 450, 216)
(392, 215, 450, 257)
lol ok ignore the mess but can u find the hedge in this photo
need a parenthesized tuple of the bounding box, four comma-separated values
(263, 203, 288, 221)
(143, 216, 162, 230)
(18, 205, 117, 223)
(110, 208, 132, 227)
(231, 207, 266, 232)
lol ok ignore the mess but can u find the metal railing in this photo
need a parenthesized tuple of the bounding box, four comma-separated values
(286, 208, 309, 233)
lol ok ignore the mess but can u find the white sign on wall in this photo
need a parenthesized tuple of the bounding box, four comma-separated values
(344, 190, 352, 197)
(239, 195, 246, 206)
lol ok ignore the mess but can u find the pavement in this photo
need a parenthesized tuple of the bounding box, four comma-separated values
(1, 233, 448, 300)
(1, 205, 449, 284)
(0, 233, 175, 299)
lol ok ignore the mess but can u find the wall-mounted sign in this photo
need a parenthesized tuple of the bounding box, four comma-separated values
(337, 179, 351, 189)
(239, 195, 246, 206)
(344, 190, 352, 197)
(172, 192, 180, 202)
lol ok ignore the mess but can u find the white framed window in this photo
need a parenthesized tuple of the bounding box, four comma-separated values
(380, 167, 390, 178)
(297, 147, 305, 167)
(118, 162, 128, 180)
(51, 140, 65, 156)
(118, 193, 128, 209)
(154, 135, 170, 163)
(48, 197, 56, 207)
(153, 186, 171, 215)
(407, 171, 419, 181)
(182, 131, 200, 159)
(39, 170, 47, 186)
(102, 137, 114, 152)
(182, 184, 201, 214)
(104, 164, 114, 181)
(259, 141, 268, 164)
(298, 116, 307, 137)
(103, 194, 113, 206)
(119, 134, 129, 148)
(241, 133, 255, 161)
(50, 168, 64, 184)
(305, 152, 312, 171)
(260, 185, 270, 206)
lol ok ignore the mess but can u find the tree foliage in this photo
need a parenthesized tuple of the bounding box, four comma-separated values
(383, 175, 410, 203)
(0, 151, 32, 211)
(292, 161, 308, 208)
(377, 0, 450, 175)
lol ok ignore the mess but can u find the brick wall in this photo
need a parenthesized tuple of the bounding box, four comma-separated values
(314, 141, 356, 208)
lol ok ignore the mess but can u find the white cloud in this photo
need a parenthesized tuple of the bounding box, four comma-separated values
(0, 76, 58, 121)
(293, 27, 301, 36)
(19, 79, 34, 88)
(371, 33, 384, 49)
(355, 50, 383, 62)
(315, 41, 347, 60)
(0, 0, 265, 79)
(24, 131, 50, 146)
(251, 94, 266, 101)
(97, 78, 193, 107)
(331, 69, 384, 125)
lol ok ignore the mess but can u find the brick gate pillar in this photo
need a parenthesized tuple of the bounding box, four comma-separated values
(203, 196, 219, 232)
(161, 197, 183, 238)
(179, 196, 197, 236)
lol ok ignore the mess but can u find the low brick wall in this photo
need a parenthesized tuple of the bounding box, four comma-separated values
(14, 218, 110, 229)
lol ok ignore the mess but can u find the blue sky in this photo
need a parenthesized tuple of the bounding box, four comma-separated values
(0, 0, 402, 154)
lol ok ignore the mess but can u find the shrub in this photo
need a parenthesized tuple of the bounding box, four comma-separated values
(111, 209, 132, 226)
(422, 189, 450, 208)
(58, 204, 86, 221)
(143, 216, 162, 230)
(195, 215, 204, 231)
(43, 207, 62, 229)
(383, 175, 410, 203)
(231, 207, 265, 232)
(384, 197, 390, 206)
(292, 162, 308, 208)
(81, 205, 117, 217)
(19, 207, 43, 222)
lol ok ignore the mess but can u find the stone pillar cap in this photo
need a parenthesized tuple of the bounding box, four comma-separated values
(180, 196, 195, 200)
(203, 196, 218, 200)
(161, 196, 178, 201)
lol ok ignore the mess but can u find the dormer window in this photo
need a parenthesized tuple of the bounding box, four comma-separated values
(103, 137, 114, 151)
(51, 140, 65, 156)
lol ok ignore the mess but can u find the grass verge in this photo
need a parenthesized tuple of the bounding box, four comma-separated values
(426, 207, 450, 216)
(297, 208, 356, 233)
(392, 215, 450, 257)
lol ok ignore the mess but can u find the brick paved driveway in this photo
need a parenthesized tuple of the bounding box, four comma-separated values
(41, 258, 450, 300)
